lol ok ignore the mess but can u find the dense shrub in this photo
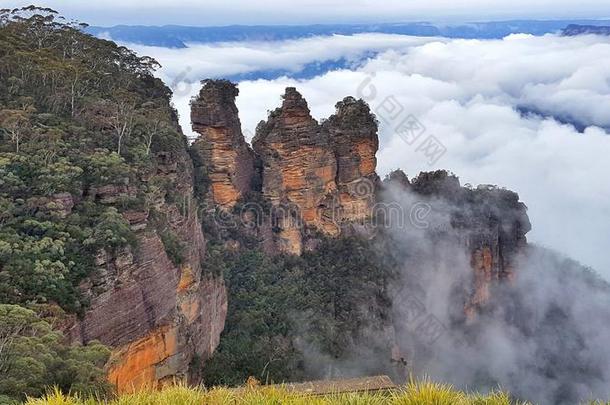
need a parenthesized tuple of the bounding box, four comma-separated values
(0, 305, 111, 403)
(201, 237, 392, 386)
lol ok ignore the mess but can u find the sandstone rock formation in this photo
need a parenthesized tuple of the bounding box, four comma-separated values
(67, 144, 227, 393)
(65, 80, 533, 392)
(390, 170, 531, 320)
(190, 84, 383, 255)
(191, 80, 255, 209)
(323, 96, 379, 224)
(252, 88, 339, 254)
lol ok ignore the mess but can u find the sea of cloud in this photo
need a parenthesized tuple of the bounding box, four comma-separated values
(124, 32, 610, 276)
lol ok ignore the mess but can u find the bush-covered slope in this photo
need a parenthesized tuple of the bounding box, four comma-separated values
(201, 237, 393, 386)
(0, 7, 185, 312)
(0, 7, 196, 401)
(0, 304, 111, 403)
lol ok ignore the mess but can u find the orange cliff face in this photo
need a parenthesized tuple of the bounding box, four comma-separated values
(107, 267, 226, 393)
(66, 146, 227, 394)
(465, 247, 494, 321)
(190, 80, 255, 209)
(252, 88, 339, 254)
(323, 97, 379, 223)
(107, 326, 179, 393)
(251, 90, 381, 254)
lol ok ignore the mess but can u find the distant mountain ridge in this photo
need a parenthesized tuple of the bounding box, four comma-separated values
(87, 20, 610, 48)
(562, 24, 610, 36)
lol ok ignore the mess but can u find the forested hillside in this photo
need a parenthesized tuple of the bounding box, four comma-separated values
(0, 6, 183, 311)
(0, 7, 187, 401)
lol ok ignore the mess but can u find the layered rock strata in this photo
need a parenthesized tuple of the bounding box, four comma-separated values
(67, 145, 227, 393)
(191, 83, 381, 255)
(323, 96, 379, 224)
(190, 80, 255, 209)
(252, 88, 339, 254)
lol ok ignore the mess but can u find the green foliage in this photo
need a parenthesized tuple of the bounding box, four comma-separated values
(83, 151, 133, 187)
(86, 207, 136, 251)
(201, 248, 304, 386)
(0, 304, 111, 403)
(0, 7, 186, 313)
(159, 229, 185, 266)
(201, 237, 392, 387)
(0, 210, 89, 311)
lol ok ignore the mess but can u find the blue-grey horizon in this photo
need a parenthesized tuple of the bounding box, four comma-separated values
(3, 0, 610, 26)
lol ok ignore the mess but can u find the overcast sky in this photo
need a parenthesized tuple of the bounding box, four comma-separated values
(4, 0, 610, 26)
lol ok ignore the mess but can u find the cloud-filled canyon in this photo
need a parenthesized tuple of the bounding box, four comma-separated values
(125, 32, 610, 276)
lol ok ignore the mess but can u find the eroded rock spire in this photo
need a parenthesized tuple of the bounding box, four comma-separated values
(191, 79, 255, 208)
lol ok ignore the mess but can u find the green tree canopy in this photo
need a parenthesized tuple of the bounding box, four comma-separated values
(0, 7, 186, 312)
(0, 304, 111, 403)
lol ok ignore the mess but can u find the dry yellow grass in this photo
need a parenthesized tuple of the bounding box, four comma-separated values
(25, 379, 531, 405)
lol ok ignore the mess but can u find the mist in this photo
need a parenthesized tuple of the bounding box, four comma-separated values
(381, 178, 610, 405)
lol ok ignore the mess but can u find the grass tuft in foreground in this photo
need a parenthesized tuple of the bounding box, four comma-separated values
(25, 380, 533, 405)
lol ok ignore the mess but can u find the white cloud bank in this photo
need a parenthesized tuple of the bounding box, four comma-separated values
(138, 33, 610, 276)
(130, 34, 433, 83)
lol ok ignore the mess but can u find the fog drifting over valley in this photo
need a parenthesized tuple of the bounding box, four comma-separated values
(122, 33, 610, 276)
(382, 183, 610, 404)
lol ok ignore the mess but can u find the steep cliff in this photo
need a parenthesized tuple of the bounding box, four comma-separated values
(395, 170, 531, 319)
(323, 96, 379, 224)
(190, 80, 255, 209)
(252, 88, 338, 254)
(67, 147, 227, 393)
(0, 12, 229, 395)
